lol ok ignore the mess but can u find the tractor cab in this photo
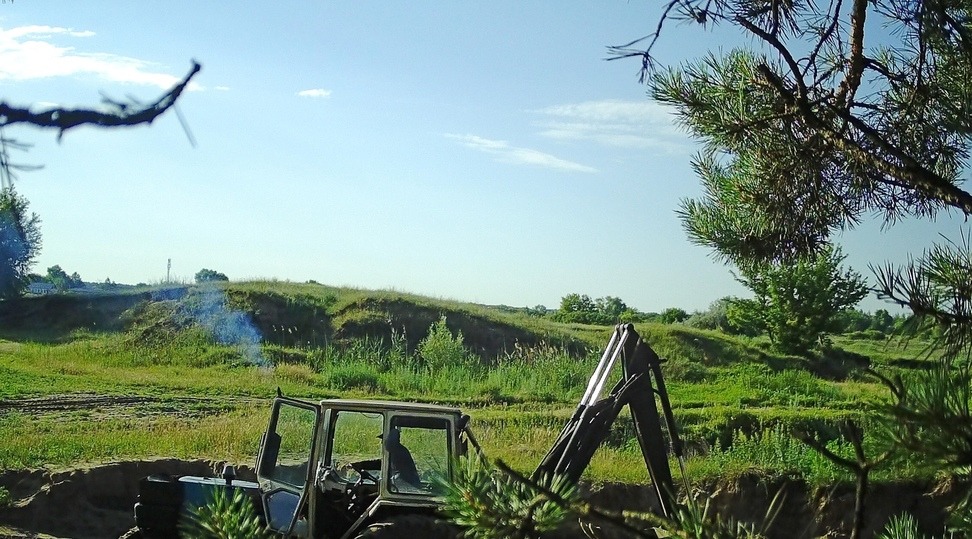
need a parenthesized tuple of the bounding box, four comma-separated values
(128, 324, 680, 539)
(256, 397, 472, 539)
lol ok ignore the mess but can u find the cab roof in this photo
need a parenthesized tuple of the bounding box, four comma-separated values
(317, 398, 463, 416)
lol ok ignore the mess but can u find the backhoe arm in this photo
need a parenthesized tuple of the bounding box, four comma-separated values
(533, 324, 684, 517)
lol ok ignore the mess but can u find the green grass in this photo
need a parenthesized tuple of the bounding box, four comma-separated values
(0, 408, 267, 469)
(0, 281, 943, 487)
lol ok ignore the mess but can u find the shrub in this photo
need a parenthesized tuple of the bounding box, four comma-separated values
(417, 317, 474, 371)
(442, 455, 577, 539)
(181, 487, 271, 539)
(324, 364, 383, 392)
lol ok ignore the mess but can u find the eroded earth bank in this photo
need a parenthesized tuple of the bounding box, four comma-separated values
(0, 459, 964, 539)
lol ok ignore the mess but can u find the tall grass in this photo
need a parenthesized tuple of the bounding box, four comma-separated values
(0, 408, 266, 469)
(0, 292, 928, 486)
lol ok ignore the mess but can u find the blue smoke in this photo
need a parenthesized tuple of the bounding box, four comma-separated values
(190, 284, 266, 366)
(0, 209, 28, 294)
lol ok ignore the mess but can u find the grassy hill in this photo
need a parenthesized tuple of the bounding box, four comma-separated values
(0, 280, 941, 485)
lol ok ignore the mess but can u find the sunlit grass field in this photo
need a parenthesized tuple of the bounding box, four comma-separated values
(0, 282, 939, 487)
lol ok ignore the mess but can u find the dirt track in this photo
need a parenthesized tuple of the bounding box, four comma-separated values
(0, 393, 259, 421)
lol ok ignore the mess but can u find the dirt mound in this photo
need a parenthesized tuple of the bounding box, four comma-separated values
(0, 460, 249, 539)
(0, 291, 169, 342)
(583, 476, 966, 538)
(332, 297, 588, 361)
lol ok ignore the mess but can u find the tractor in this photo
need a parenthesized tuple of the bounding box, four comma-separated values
(126, 323, 685, 538)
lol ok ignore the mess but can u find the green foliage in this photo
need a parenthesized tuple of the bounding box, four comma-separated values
(443, 453, 774, 539)
(181, 487, 272, 539)
(595, 296, 627, 321)
(416, 317, 475, 371)
(195, 268, 229, 283)
(0, 280, 956, 489)
(647, 4, 972, 265)
(725, 299, 763, 337)
(666, 497, 768, 539)
(876, 513, 923, 539)
(554, 293, 645, 325)
(837, 310, 876, 334)
(322, 363, 384, 392)
(660, 307, 689, 324)
(442, 456, 577, 539)
(631, 6, 972, 530)
(46, 265, 83, 290)
(685, 298, 732, 332)
(0, 486, 9, 508)
(729, 247, 868, 355)
(558, 293, 595, 316)
(720, 363, 845, 408)
(688, 425, 853, 485)
(524, 304, 548, 318)
(880, 365, 972, 472)
(876, 234, 972, 360)
(0, 186, 41, 300)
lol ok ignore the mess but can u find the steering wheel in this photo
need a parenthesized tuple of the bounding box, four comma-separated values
(350, 460, 379, 484)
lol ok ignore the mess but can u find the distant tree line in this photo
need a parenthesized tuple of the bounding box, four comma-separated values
(195, 268, 229, 283)
(542, 292, 905, 336)
(36, 265, 84, 291)
(536, 281, 909, 355)
(535, 247, 878, 357)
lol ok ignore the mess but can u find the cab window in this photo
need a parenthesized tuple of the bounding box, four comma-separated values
(261, 402, 318, 488)
(329, 411, 384, 483)
(386, 416, 451, 495)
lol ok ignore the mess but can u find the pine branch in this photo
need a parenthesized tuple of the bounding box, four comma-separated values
(495, 460, 664, 538)
(0, 61, 202, 141)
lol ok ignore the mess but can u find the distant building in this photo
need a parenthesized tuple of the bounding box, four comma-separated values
(27, 282, 56, 295)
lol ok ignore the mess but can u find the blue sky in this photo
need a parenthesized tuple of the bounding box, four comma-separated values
(0, 2, 964, 313)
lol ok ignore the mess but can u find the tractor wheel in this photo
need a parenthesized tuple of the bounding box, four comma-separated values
(353, 515, 459, 539)
(118, 527, 143, 539)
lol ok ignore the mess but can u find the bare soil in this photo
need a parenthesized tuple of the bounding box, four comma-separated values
(0, 458, 964, 539)
(0, 393, 256, 422)
(583, 476, 966, 538)
(0, 459, 230, 539)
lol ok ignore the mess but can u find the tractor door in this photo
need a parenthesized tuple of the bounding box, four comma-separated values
(382, 414, 453, 497)
(256, 397, 321, 537)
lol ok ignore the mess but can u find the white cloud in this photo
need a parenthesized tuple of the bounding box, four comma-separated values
(31, 101, 60, 110)
(446, 134, 597, 173)
(297, 88, 332, 98)
(533, 99, 691, 154)
(6, 25, 96, 39)
(0, 25, 200, 90)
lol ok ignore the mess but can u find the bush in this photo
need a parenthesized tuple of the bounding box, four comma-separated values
(417, 317, 474, 371)
(181, 487, 271, 539)
(324, 364, 383, 392)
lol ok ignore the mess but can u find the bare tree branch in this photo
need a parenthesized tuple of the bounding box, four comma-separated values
(0, 61, 202, 141)
(835, 0, 869, 108)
